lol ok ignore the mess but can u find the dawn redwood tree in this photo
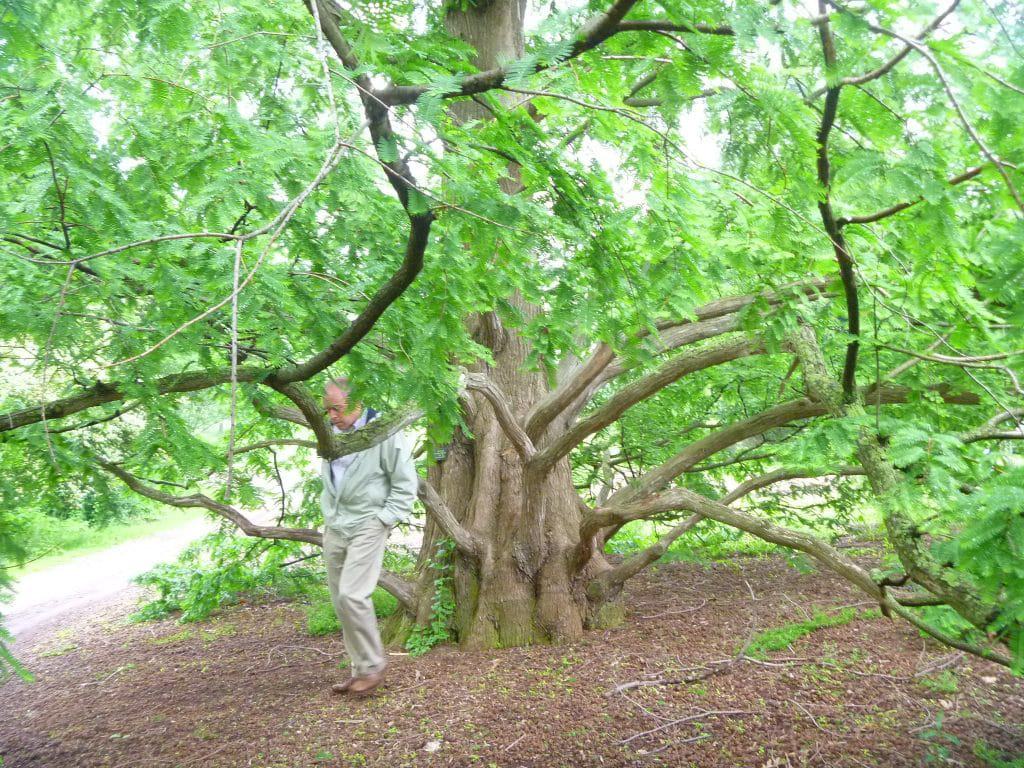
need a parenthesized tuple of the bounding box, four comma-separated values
(1, 0, 1022, 670)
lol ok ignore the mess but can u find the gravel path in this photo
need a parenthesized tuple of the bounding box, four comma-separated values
(5, 517, 215, 643)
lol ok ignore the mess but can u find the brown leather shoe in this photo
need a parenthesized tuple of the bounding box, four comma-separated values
(331, 677, 357, 694)
(348, 671, 384, 696)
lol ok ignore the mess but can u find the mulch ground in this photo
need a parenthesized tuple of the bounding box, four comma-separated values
(2, 555, 1023, 768)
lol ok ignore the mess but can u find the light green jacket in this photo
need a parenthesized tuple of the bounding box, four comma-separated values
(320, 427, 418, 536)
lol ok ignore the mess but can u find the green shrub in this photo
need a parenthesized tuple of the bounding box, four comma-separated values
(306, 598, 340, 637)
(132, 532, 322, 623)
(405, 538, 455, 656)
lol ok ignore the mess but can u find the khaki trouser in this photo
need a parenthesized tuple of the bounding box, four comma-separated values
(322, 518, 391, 676)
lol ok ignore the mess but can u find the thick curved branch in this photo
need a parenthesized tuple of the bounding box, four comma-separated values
(250, 394, 310, 428)
(525, 344, 615, 440)
(603, 382, 978, 510)
(719, 465, 866, 505)
(97, 459, 322, 545)
(304, 0, 422, 208)
(327, 405, 424, 460)
(377, 570, 418, 614)
(594, 486, 883, 599)
(524, 279, 830, 438)
(462, 372, 534, 460)
(268, 214, 432, 383)
(418, 478, 484, 559)
(1, 368, 260, 433)
(961, 408, 1024, 443)
(268, 381, 334, 455)
(530, 337, 765, 477)
(585, 484, 1014, 667)
(588, 314, 745, 396)
(585, 514, 701, 598)
(0, 217, 432, 436)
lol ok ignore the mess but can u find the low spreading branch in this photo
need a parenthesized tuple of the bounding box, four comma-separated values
(602, 486, 885, 599)
(585, 514, 701, 597)
(601, 382, 977, 510)
(794, 324, 1005, 643)
(418, 478, 484, 559)
(719, 466, 866, 505)
(530, 336, 765, 477)
(97, 459, 322, 545)
(97, 458, 418, 613)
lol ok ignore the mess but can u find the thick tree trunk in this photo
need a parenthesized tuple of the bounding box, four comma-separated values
(387, 301, 621, 649)
(381, 0, 620, 649)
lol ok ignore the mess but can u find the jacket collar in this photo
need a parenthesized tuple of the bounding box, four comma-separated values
(322, 407, 381, 495)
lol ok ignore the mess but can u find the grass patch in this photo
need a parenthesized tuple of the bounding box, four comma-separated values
(38, 641, 78, 658)
(742, 607, 878, 658)
(918, 670, 959, 695)
(148, 629, 195, 646)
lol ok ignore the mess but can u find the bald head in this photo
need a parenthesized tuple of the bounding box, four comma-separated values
(324, 378, 362, 430)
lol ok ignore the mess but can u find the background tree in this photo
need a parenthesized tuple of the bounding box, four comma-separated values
(1, 0, 1022, 672)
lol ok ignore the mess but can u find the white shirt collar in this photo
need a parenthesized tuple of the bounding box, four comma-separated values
(331, 408, 369, 434)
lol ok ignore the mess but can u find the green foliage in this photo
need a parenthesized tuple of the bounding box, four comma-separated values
(974, 738, 1024, 768)
(920, 712, 963, 765)
(607, 519, 779, 562)
(937, 466, 1024, 668)
(132, 533, 322, 623)
(0, 502, 34, 682)
(0, 0, 1022, 671)
(405, 537, 455, 656)
(917, 670, 959, 695)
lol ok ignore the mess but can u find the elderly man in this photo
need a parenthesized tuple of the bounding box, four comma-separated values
(320, 377, 417, 696)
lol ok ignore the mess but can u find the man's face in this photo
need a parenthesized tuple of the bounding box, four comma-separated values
(323, 384, 362, 430)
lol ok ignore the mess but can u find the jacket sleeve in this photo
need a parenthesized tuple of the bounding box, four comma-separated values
(377, 430, 418, 528)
